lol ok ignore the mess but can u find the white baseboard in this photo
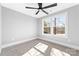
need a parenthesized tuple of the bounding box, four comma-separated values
(38, 37, 79, 50)
(2, 36, 79, 50)
(2, 36, 37, 48)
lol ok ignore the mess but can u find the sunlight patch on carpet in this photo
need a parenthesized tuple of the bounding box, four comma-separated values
(34, 43, 48, 53)
(23, 48, 43, 56)
(23, 42, 70, 56)
(50, 48, 70, 56)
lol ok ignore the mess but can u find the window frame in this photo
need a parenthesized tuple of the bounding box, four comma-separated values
(42, 12, 68, 39)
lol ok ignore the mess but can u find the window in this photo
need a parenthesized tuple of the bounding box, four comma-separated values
(42, 12, 68, 38)
(43, 17, 51, 34)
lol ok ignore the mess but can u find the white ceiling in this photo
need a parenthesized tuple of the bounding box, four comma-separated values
(1, 3, 78, 18)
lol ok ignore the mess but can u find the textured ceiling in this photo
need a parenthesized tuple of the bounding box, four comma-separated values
(1, 3, 78, 18)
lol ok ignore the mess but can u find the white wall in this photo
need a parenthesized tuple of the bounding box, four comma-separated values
(37, 5, 79, 49)
(0, 4, 1, 53)
(1, 4, 79, 50)
(2, 7, 37, 46)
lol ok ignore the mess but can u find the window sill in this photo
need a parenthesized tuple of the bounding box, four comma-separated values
(42, 34, 68, 39)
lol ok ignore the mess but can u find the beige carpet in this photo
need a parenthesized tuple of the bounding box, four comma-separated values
(0, 39, 79, 56)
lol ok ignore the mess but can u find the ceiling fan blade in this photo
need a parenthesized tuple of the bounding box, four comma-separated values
(41, 9, 48, 14)
(38, 3, 42, 9)
(42, 3, 57, 9)
(36, 10, 39, 15)
(25, 7, 38, 9)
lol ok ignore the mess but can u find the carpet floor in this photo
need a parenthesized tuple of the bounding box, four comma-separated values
(0, 39, 79, 56)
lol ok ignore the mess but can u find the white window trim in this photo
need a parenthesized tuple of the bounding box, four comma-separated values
(42, 12, 69, 39)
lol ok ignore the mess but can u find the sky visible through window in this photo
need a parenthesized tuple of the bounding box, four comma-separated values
(43, 14, 66, 35)
(56, 16, 65, 27)
(44, 16, 65, 27)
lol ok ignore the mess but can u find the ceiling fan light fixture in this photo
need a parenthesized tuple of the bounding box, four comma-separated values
(25, 3, 57, 15)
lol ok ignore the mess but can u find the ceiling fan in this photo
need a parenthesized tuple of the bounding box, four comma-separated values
(25, 3, 57, 15)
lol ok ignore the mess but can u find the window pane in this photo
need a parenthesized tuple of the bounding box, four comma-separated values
(44, 27, 51, 34)
(55, 16, 65, 34)
(43, 18, 51, 34)
(43, 12, 67, 36)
